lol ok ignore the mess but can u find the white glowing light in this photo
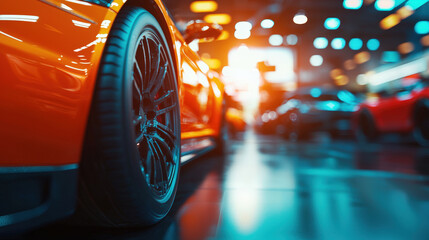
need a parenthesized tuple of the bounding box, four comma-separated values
(261, 19, 274, 29)
(293, 12, 308, 25)
(269, 34, 283, 46)
(309, 55, 323, 67)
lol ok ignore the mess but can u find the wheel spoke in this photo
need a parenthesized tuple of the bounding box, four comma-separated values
(150, 44, 162, 82)
(153, 135, 175, 165)
(135, 132, 144, 144)
(147, 137, 168, 189)
(154, 90, 173, 106)
(156, 102, 176, 116)
(152, 137, 169, 190)
(150, 62, 168, 96)
(134, 58, 144, 88)
(133, 76, 143, 102)
(155, 121, 176, 145)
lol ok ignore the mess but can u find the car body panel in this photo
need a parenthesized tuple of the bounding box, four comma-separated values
(358, 85, 429, 133)
(0, 0, 223, 166)
(0, 0, 114, 166)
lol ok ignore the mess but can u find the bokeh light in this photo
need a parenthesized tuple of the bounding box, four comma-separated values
(324, 18, 341, 30)
(269, 34, 283, 46)
(367, 38, 380, 51)
(190, 1, 218, 13)
(374, 0, 395, 11)
(331, 38, 346, 50)
(293, 11, 308, 24)
(309, 55, 323, 67)
(261, 19, 274, 29)
(415, 21, 429, 34)
(343, 0, 363, 9)
(313, 37, 329, 49)
(286, 34, 298, 45)
(349, 38, 363, 50)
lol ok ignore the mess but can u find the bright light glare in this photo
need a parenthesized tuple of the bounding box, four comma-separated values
(309, 55, 323, 67)
(204, 14, 231, 25)
(343, 0, 363, 9)
(313, 37, 329, 49)
(331, 38, 346, 50)
(415, 21, 429, 34)
(228, 47, 295, 83)
(293, 12, 308, 24)
(286, 34, 298, 45)
(349, 38, 363, 50)
(369, 57, 428, 86)
(324, 18, 341, 30)
(375, 0, 395, 11)
(367, 39, 380, 51)
(190, 1, 218, 13)
(235, 21, 252, 31)
(261, 19, 274, 29)
(269, 34, 283, 46)
(234, 30, 251, 39)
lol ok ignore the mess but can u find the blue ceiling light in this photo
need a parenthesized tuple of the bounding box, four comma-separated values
(343, 0, 363, 9)
(382, 51, 401, 63)
(405, 0, 429, 10)
(313, 37, 329, 49)
(324, 18, 341, 30)
(415, 21, 429, 34)
(374, 0, 395, 11)
(367, 39, 380, 51)
(331, 38, 346, 50)
(349, 38, 363, 50)
(310, 88, 322, 98)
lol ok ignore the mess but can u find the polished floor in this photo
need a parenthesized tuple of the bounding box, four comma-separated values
(22, 130, 429, 240)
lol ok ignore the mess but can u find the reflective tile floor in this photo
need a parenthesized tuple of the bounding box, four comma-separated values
(21, 130, 429, 240)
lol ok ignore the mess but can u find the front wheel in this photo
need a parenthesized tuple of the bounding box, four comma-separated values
(75, 7, 181, 227)
(356, 110, 378, 143)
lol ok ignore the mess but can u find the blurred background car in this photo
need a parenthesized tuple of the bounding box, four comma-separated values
(354, 74, 429, 145)
(277, 88, 360, 140)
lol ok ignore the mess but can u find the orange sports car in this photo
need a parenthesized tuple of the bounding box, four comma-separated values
(0, 0, 225, 233)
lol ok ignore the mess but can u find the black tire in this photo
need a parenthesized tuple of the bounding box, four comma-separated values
(74, 7, 181, 227)
(356, 110, 378, 143)
(413, 99, 429, 146)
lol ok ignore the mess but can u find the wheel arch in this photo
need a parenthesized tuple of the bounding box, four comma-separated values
(113, 0, 181, 86)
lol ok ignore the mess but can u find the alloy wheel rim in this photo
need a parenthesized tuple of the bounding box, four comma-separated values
(132, 29, 180, 199)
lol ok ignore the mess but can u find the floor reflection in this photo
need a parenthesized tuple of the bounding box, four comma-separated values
(22, 130, 429, 240)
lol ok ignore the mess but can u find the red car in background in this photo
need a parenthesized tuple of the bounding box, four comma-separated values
(355, 77, 429, 145)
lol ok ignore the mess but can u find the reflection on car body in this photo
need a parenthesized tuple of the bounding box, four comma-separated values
(0, 0, 225, 235)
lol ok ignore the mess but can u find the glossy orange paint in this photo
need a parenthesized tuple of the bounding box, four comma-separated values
(0, 0, 223, 166)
